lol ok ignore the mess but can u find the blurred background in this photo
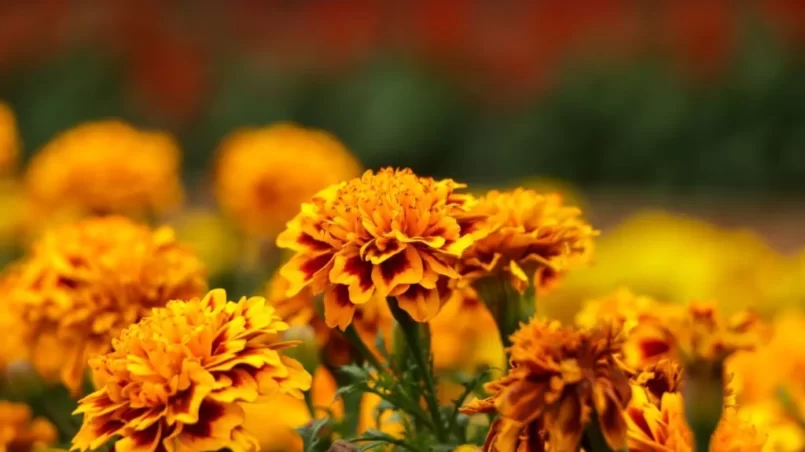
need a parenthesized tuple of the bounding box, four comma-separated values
(2, 1, 805, 256)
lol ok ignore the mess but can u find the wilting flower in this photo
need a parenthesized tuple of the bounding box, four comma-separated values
(0, 401, 58, 452)
(277, 167, 486, 328)
(626, 387, 767, 451)
(72, 289, 312, 452)
(266, 272, 393, 367)
(0, 101, 19, 174)
(462, 319, 631, 451)
(6, 216, 207, 394)
(631, 358, 684, 407)
(215, 122, 361, 236)
(25, 120, 183, 217)
(242, 367, 342, 452)
(458, 188, 596, 294)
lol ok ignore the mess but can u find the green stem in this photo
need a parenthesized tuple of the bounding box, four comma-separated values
(304, 389, 317, 418)
(581, 415, 621, 452)
(476, 277, 535, 349)
(387, 297, 446, 442)
(342, 325, 383, 371)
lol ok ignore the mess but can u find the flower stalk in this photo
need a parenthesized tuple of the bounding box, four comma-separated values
(684, 361, 724, 452)
(476, 276, 535, 349)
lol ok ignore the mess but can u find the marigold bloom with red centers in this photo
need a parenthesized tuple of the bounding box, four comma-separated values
(0, 401, 58, 452)
(626, 387, 767, 452)
(25, 120, 183, 217)
(462, 319, 631, 451)
(6, 216, 207, 394)
(277, 167, 486, 328)
(624, 302, 768, 370)
(266, 272, 392, 367)
(0, 101, 19, 174)
(215, 122, 361, 236)
(71, 289, 312, 452)
(458, 188, 596, 294)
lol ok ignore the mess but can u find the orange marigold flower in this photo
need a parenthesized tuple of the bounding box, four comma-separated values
(6, 216, 207, 394)
(25, 120, 183, 217)
(575, 287, 679, 334)
(462, 319, 631, 451)
(0, 401, 58, 452)
(266, 272, 392, 367)
(71, 289, 312, 452)
(624, 302, 768, 369)
(626, 387, 767, 451)
(458, 188, 596, 294)
(277, 167, 486, 328)
(0, 101, 19, 174)
(215, 122, 361, 236)
(630, 358, 684, 407)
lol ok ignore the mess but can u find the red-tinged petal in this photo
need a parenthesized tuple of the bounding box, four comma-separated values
(370, 246, 424, 296)
(545, 395, 586, 452)
(175, 401, 245, 451)
(396, 285, 441, 322)
(72, 417, 125, 451)
(323, 285, 357, 331)
(166, 382, 213, 425)
(497, 379, 550, 423)
(420, 252, 459, 279)
(597, 393, 629, 450)
(330, 249, 375, 304)
(360, 237, 405, 264)
(279, 252, 334, 296)
(114, 420, 162, 452)
(209, 368, 259, 403)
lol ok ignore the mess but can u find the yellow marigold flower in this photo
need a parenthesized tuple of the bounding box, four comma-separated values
(7, 216, 207, 394)
(462, 319, 631, 451)
(430, 287, 505, 373)
(0, 102, 19, 174)
(25, 120, 183, 217)
(624, 303, 767, 369)
(0, 401, 58, 452)
(277, 167, 486, 328)
(72, 289, 312, 452)
(266, 272, 393, 367)
(242, 367, 342, 452)
(215, 122, 361, 236)
(575, 287, 680, 333)
(458, 188, 596, 294)
(626, 387, 767, 451)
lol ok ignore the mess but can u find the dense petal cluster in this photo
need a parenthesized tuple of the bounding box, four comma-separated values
(624, 303, 768, 369)
(72, 289, 312, 452)
(277, 167, 486, 328)
(266, 272, 392, 366)
(458, 188, 596, 293)
(0, 101, 19, 174)
(462, 319, 631, 451)
(5, 216, 207, 394)
(0, 401, 58, 452)
(215, 123, 361, 236)
(24, 120, 183, 217)
(626, 387, 766, 451)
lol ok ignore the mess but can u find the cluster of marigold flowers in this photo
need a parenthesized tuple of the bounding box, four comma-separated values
(0, 99, 804, 452)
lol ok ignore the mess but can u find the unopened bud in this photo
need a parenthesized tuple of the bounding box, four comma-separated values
(282, 325, 320, 373)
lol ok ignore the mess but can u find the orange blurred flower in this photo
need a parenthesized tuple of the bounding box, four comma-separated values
(215, 122, 361, 237)
(277, 167, 486, 328)
(25, 120, 183, 218)
(72, 289, 312, 452)
(0, 101, 19, 174)
(6, 216, 206, 394)
(459, 188, 595, 294)
(0, 401, 58, 452)
(462, 319, 631, 451)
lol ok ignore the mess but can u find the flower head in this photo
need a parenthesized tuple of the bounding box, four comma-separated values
(215, 123, 361, 236)
(266, 272, 392, 367)
(6, 216, 207, 394)
(72, 289, 312, 452)
(575, 287, 676, 333)
(0, 401, 58, 452)
(25, 120, 183, 217)
(458, 188, 596, 294)
(626, 387, 766, 452)
(277, 167, 486, 328)
(462, 319, 631, 451)
(0, 101, 19, 174)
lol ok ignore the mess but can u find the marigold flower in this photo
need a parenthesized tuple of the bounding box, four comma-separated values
(71, 289, 312, 452)
(215, 123, 361, 236)
(0, 101, 19, 174)
(626, 387, 767, 451)
(25, 120, 183, 217)
(462, 319, 631, 451)
(277, 167, 486, 328)
(6, 216, 207, 394)
(266, 272, 392, 367)
(458, 188, 596, 294)
(0, 401, 58, 452)
(575, 287, 677, 333)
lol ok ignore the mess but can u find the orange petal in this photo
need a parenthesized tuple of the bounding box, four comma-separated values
(370, 246, 424, 296)
(280, 252, 334, 296)
(176, 401, 246, 451)
(323, 285, 357, 330)
(330, 249, 375, 304)
(396, 285, 441, 322)
(545, 395, 586, 452)
(166, 382, 213, 425)
(114, 421, 162, 452)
